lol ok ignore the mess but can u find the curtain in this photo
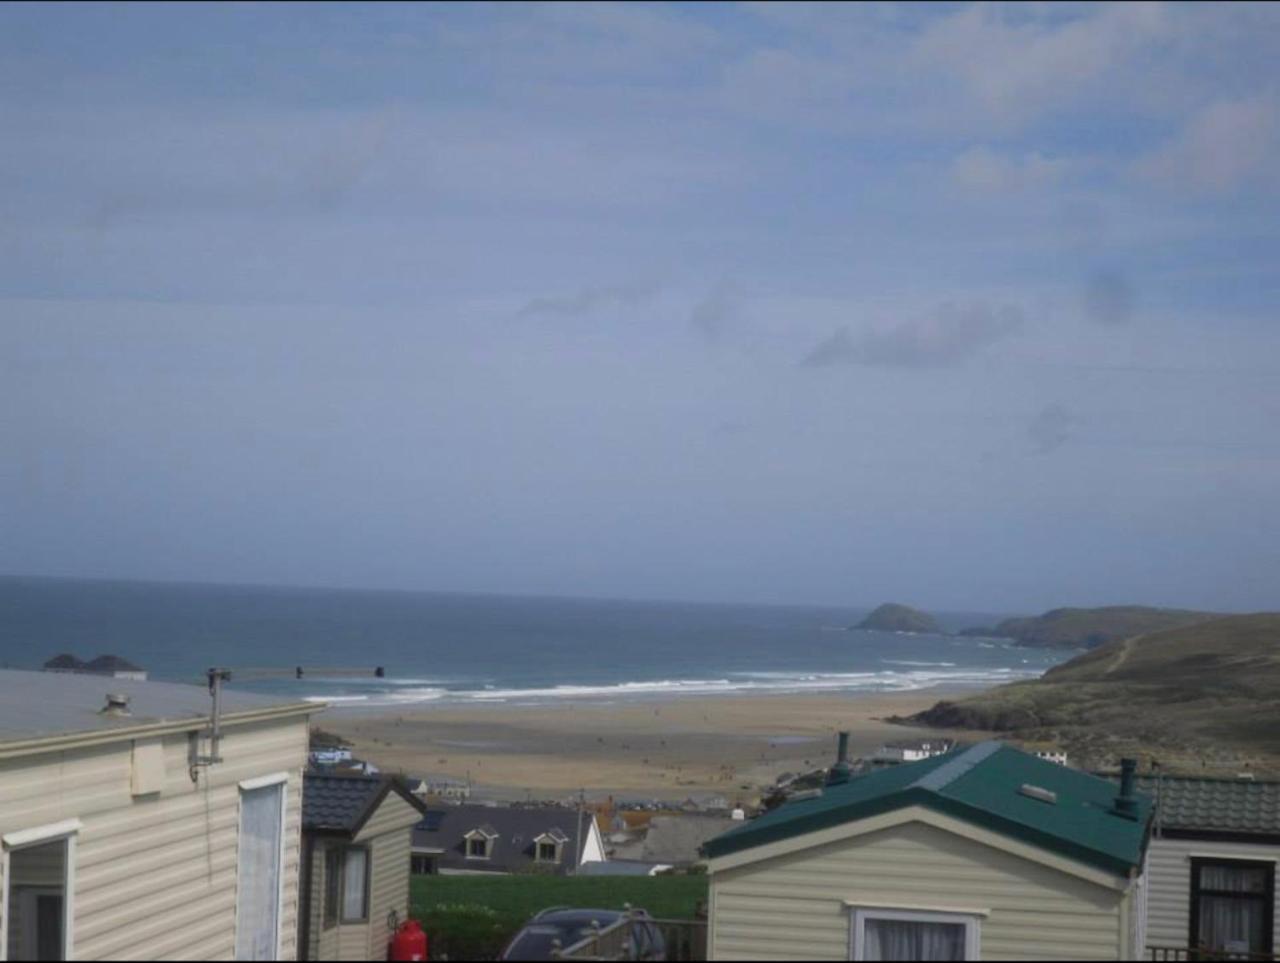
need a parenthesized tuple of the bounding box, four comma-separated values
(864, 920, 967, 961)
(342, 849, 368, 920)
(236, 784, 284, 961)
(1199, 896, 1265, 954)
(1198, 864, 1269, 954)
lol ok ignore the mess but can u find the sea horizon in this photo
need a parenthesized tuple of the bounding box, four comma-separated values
(0, 573, 1066, 708)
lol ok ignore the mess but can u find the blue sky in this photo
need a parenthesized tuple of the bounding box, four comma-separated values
(2, 2, 1278, 612)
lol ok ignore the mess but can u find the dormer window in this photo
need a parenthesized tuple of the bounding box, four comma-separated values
(464, 826, 497, 860)
(533, 829, 570, 863)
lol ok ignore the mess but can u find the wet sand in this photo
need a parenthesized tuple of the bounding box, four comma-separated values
(319, 689, 988, 803)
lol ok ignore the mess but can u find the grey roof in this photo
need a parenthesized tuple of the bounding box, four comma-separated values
(303, 773, 426, 837)
(607, 814, 737, 866)
(412, 804, 594, 875)
(1136, 774, 1280, 839)
(0, 669, 315, 745)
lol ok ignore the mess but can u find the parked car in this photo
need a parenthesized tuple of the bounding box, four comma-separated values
(499, 907, 667, 961)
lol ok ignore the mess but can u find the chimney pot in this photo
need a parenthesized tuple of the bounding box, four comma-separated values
(1114, 757, 1139, 819)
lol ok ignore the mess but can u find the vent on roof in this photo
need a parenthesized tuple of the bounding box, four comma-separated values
(1018, 784, 1057, 805)
(100, 693, 132, 717)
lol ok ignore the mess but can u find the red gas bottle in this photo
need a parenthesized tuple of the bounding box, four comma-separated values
(390, 919, 428, 961)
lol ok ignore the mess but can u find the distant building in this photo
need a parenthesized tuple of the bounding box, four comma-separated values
(410, 803, 604, 876)
(606, 813, 737, 868)
(310, 747, 354, 766)
(41, 653, 148, 681)
(1034, 749, 1069, 767)
(410, 776, 471, 802)
(870, 738, 957, 765)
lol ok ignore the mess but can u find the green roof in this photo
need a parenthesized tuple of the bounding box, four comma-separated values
(705, 742, 1153, 877)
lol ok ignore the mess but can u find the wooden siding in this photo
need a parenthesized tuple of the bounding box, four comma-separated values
(1145, 835, 1280, 951)
(0, 713, 311, 961)
(304, 792, 420, 961)
(709, 819, 1131, 961)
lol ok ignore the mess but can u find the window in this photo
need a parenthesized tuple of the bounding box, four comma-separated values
(537, 841, 559, 862)
(849, 908, 980, 961)
(235, 779, 286, 961)
(2, 821, 79, 963)
(323, 847, 371, 926)
(410, 854, 438, 876)
(1190, 858, 1275, 958)
(466, 835, 490, 859)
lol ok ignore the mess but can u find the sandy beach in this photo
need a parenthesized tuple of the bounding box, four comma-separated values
(319, 688, 989, 803)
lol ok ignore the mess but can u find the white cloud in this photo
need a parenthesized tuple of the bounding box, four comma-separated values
(950, 146, 1081, 193)
(1135, 96, 1280, 192)
(913, 2, 1171, 127)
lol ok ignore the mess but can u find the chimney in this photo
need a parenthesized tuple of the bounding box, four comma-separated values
(1114, 757, 1139, 819)
(826, 731, 852, 787)
(101, 693, 132, 717)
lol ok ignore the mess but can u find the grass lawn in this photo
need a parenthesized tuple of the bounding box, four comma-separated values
(410, 874, 708, 959)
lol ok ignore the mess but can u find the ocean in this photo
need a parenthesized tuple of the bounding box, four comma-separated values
(0, 576, 1067, 708)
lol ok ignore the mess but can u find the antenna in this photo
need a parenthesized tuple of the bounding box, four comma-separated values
(189, 664, 387, 781)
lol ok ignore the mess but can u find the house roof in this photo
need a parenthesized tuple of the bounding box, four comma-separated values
(85, 654, 144, 673)
(302, 773, 427, 838)
(412, 804, 595, 875)
(608, 814, 738, 866)
(43, 654, 86, 670)
(1135, 774, 1280, 840)
(704, 741, 1154, 877)
(0, 669, 316, 748)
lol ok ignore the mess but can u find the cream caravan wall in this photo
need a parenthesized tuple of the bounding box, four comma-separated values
(0, 714, 311, 961)
(709, 817, 1134, 961)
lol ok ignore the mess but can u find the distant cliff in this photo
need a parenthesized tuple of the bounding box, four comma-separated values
(960, 605, 1218, 649)
(854, 603, 942, 635)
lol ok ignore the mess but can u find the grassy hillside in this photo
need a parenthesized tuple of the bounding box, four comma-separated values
(411, 874, 707, 959)
(976, 605, 1219, 649)
(906, 613, 1280, 773)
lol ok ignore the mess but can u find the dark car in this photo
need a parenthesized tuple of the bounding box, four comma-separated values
(499, 907, 667, 961)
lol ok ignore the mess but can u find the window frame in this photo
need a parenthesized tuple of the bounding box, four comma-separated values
(1189, 857, 1275, 957)
(848, 906, 981, 961)
(0, 818, 82, 963)
(235, 773, 289, 962)
(464, 832, 492, 861)
(323, 844, 372, 927)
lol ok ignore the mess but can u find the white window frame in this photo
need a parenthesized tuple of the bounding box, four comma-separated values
(848, 906, 982, 961)
(235, 773, 289, 962)
(464, 831, 493, 860)
(1, 818, 83, 963)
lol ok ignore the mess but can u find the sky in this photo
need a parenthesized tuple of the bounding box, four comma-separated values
(2, 1, 1279, 613)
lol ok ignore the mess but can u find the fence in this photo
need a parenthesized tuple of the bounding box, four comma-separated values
(551, 908, 708, 961)
(1150, 948, 1280, 962)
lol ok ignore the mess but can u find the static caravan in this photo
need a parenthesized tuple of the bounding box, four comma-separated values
(0, 669, 318, 961)
(703, 742, 1154, 961)
(1135, 773, 1279, 959)
(298, 773, 426, 961)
